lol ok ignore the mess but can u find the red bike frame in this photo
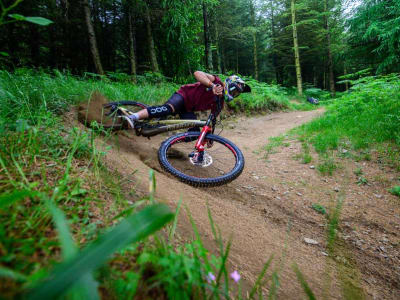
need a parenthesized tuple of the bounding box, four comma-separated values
(195, 125, 212, 152)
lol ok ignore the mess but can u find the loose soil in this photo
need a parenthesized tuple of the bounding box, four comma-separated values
(77, 96, 400, 299)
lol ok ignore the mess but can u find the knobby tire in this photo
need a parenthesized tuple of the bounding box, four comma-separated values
(158, 132, 245, 187)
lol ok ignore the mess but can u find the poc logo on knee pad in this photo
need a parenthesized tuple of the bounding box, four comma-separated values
(150, 106, 168, 114)
(147, 105, 173, 118)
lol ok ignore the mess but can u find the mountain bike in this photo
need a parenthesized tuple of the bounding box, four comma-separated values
(102, 98, 244, 187)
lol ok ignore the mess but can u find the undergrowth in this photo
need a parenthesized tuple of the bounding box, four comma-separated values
(0, 68, 318, 298)
(0, 69, 308, 128)
(294, 74, 400, 174)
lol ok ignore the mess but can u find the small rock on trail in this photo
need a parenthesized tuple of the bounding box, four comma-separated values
(304, 238, 319, 245)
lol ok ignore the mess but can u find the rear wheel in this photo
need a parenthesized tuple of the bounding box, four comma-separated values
(158, 132, 244, 187)
(102, 101, 148, 130)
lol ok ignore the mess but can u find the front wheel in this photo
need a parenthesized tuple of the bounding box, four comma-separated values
(158, 132, 245, 187)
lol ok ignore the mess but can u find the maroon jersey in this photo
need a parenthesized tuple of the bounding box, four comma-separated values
(177, 76, 224, 114)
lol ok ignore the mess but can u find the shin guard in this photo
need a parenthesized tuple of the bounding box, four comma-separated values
(147, 104, 173, 118)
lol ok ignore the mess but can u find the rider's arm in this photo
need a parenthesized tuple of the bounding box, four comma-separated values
(194, 71, 216, 88)
(194, 71, 223, 96)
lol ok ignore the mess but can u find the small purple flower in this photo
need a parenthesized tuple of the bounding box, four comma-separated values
(206, 272, 216, 283)
(230, 270, 241, 283)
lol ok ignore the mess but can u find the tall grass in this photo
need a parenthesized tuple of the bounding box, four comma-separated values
(0, 68, 319, 298)
(295, 74, 400, 169)
(0, 69, 311, 128)
(228, 76, 315, 112)
(0, 68, 179, 126)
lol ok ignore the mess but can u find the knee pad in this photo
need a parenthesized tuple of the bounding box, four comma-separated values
(147, 104, 173, 118)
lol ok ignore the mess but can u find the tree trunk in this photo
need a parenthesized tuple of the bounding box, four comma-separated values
(144, 0, 159, 73)
(291, 0, 303, 96)
(344, 65, 349, 91)
(112, 1, 118, 70)
(325, 0, 336, 97)
(222, 43, 227, 73)
(250, 1, 259, 80)
(313, 66, 317, 87)
(202, 2, 213, 71)
(214, 20, 222, 73)
(83, 0, 104, 75)
(29, 26, 40, 67)
(236, 43, 239, 73)
(270, 0, 279, 83)
(128, 7, 137, 78)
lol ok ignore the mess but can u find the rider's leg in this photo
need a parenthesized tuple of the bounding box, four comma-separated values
(128, 93, 182, 122)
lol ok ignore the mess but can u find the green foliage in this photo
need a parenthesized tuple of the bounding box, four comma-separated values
(389, 186, 400, 198)
(353, 168, 363, 176)
(28, 204, 173, 300)
(8, 14, 52, 26)
(301, 142, 312, 164)
(311, 203, 327, 215)
(304, 88, 331, 101)
(0, 69, 178, 125)
(295, 75, 400, 168)
(348, 0, 400, 73)
(262, 135, 289, 159)
(356, 176, 368, 186)
(317, 156, 337, 176)
(292, 264, 316, 300)
(0, 0, 52, 26)
(327, 198, 343, 251)
(159, 0, 204, 78)
(0, 68, 321, 299)
(226, 76, 315, 113)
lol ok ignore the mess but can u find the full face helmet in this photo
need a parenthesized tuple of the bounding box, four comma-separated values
(224, 75, 251, 102)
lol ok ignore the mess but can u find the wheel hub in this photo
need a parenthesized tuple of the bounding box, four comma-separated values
(189, 151, 213, 167)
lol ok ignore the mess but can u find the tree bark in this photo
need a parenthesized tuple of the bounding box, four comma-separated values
(325, 0, 336, 97)
(250, 0, 259, 80)
(144, 0, 159, 73)
(203, 2, 213, 71)
(291, 0, 303, 96)
(83, 0, 104, 75)
(214, 19, 222, 73)
(313, 66, 317, 87)
(236, 43, 239, 73)
(344, 64, 349, 91)
(128, 6, 137, 78)
(270, 0, 279, 83)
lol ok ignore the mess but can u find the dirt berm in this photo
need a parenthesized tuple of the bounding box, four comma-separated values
(76, 93, 400, 299)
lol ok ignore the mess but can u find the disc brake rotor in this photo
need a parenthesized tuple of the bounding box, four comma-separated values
(189, 151, 213, 167)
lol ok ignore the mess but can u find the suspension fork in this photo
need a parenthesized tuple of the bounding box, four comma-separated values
(195, 113, 214, 152)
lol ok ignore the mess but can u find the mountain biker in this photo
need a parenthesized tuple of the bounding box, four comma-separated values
(121, 71, 251, 128)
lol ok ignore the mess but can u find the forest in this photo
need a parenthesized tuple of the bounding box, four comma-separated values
(0, 0, 400, 299)
(1, 0, 400, 91)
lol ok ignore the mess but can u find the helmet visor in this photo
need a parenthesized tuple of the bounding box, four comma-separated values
(231, 88, 241, 98)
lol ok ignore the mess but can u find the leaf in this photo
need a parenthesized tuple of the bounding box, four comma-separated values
(24, 17, 53, 26)
(0, 189, 34, 209)
(27, 204, 173, 300)
(293, 264, 316, 300)
(0, 266, 27, 282)
(15, 119, 30, 132)
(0, 52, 9, 57)
(47, 202, 77, 260)
(311, 203, 327, 215)
(249, 255, 274, 298)
(71, 188, 87, 197)
(389, 186, 400, 197)
(47, 202, 99, 300)
(8, 14, 26, 21)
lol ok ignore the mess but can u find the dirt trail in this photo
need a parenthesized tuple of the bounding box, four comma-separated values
(89, 107, 399, 299)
